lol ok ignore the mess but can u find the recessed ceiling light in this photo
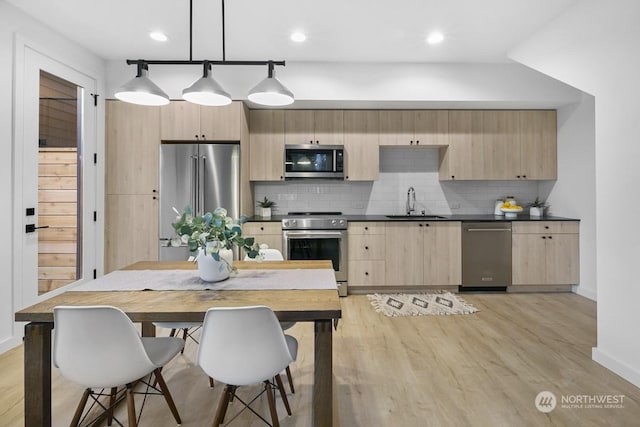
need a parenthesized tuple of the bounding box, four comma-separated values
(290, 31, 307, 43)
(426, 32, 444, 45)
(149, 31, 168, 42)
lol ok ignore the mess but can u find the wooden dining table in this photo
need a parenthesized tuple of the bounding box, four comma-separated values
(15, 259, 342, 427)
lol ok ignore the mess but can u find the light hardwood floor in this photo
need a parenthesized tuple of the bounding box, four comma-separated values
(1, 293, 639, 426)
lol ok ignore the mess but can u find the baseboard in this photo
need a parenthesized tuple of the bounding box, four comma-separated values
(0, 336, 22, 355)
(592, 347, 640, 389)
(572, 285, 597, 301)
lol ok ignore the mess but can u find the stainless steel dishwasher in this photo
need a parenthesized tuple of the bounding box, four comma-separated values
(461, 222, 512, 290)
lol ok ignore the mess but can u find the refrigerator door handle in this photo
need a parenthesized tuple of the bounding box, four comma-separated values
(200, 155, 207, 212)
(191, 154, 199, 214)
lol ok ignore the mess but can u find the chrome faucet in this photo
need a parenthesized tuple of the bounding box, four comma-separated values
(406, 186, 416, 215)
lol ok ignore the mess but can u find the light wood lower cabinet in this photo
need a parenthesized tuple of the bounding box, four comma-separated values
(242, 222, 283, 256)
(105, 195, 159, 273)
(348, 222, 386, 290)
(384, 222, 462, 289)
(512, 221, 579, 286)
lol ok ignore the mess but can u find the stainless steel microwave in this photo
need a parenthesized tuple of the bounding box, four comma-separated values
(284, 144, 344, 179)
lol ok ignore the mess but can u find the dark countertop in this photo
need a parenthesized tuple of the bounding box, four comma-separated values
(246, 214, 579, 223)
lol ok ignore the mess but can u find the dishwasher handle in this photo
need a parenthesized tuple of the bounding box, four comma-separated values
(466, 228, 512, 232)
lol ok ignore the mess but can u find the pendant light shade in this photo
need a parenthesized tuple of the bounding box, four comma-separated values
(248, 63, 294, 106)
(114, 65, 170, 106)
(182, 63, 232, 106)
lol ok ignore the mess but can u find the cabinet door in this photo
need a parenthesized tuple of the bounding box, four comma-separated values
(379, 110, 414, 145)
(519, 110, 557, 180)
(385, 223, 423, 286)
(284, 110, 315, 145)
(314, 110, 343, 144)
(349, 260, 386, 287)
(512, 234, 547, 285)
(249, 110, 285, 181)
(105, 194, 158, 273)
(440, 110, 483, 180)
(546, 234, 579, 285)
(343, 110, 379, 181)
(106, 101, 160, 195)
(348, 234, 386, 260)
(414, 110, 449, 146)
(423, 222, 461, 286)
(160, 101, 201, 140)
(199, 102, 242, 141)
(482, 111, 520, 180)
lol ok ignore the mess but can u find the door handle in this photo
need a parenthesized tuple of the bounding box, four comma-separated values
(25, 224, 49, 233)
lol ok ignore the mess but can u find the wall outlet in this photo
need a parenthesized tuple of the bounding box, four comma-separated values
(450, 202, 461, 209)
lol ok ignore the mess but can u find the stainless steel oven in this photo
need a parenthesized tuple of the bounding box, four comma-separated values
(282, 213, 348, 296)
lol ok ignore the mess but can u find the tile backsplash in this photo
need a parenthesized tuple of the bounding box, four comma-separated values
(254, 148, 540, 215)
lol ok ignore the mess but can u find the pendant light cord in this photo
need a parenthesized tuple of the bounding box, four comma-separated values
(189, 0, 193, 61)
(222, 0, 226, 61)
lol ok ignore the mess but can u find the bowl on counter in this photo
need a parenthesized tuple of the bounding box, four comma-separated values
(501, 208, 523, 219)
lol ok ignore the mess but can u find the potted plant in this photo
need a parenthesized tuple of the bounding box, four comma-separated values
(171, 206, 261, 281)
(257, 196, 276, 218)
(527, 197, 549, 217)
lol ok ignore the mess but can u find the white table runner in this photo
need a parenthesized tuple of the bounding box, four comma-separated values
(74, 268, 338, 291)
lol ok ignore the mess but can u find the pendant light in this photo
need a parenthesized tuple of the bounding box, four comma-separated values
(115, 0, 293, 107)
(182, 62, 232, 106)
(248, 61, 295, 106)
(114, 62, 169, 106)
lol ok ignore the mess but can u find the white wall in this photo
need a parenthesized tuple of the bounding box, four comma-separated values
(510, 0, 640, 387)
(0, 1, 105, 353)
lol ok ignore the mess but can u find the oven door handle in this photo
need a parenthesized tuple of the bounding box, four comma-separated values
(283, 230, 345, 239)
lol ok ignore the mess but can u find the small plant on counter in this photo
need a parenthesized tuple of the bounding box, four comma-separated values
(257, 196, 276, 208)
(527, 197, 549, 208)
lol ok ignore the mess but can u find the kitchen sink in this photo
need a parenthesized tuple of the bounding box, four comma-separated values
(385, 215, 448, 220)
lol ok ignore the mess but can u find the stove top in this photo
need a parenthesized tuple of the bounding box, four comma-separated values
(287, 211, 343, 216)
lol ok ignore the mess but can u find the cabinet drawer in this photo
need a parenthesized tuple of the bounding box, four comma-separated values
(348, 222, 385, 235)
(348, 261, 386, 286)
(243, 222, 282, 235)
(348, 235, 386, 260)
(512, 221, 579, 234)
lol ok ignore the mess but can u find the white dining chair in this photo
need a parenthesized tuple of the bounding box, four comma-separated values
(198, 306, 297, 427)
(53, 305, 184, 427)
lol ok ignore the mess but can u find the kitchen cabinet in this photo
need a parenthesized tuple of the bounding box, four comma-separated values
(385, 222, 461, 288)
(284, 110, 343, 145)
(439, 110, 556, 181)
(379, 110, 449, 146)
(348, 222, 386, 290)
(105, 194, 159, 273)
(343, 110, 379, 181)
(512, 221, 579, 286)
(249, 110, 285, 181)
(106, 101, 160, 195)
(160, 101, 244, 141)
(242, 222, 283, 255)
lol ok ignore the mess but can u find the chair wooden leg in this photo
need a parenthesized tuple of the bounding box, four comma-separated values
(212, 385, 233, 426)
(169, 328, 177, 337)
(208, 376, 215, 388)
(285, 365, 295, 394)
(274, 374, 292, 416)
(70, 388, 90, 427)
(126, 384, 137, 427)
(180, 328, 188, 354)
(265, 380, 279, 427)
(107, 386, 118, 426)
(153, 368, 182, 425)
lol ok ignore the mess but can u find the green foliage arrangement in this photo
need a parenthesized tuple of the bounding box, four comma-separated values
(257, 196, 276, 208)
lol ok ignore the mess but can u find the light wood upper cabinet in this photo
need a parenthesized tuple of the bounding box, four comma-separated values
(440, 110, 557, 181)
(380, 110, 448, 146)
(512, 221, 579, 286)
(160, 101, 243, 141)
(106, 101, 160, 195)
(343, 110, 379, 181)
(284, 110, 343, 145)
(249, 110, 285, 181)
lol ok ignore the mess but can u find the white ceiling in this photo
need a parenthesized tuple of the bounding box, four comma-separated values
(8, 0, 580, 63)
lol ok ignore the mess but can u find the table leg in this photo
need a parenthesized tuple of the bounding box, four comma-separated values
(313, 319, 333, 427)
(141, 321, 156, 337)
(24, 322, 53, 427)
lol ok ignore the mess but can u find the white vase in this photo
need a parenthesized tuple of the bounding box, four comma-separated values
(197, 245, 233, 282)
(530, 207, 543, 217)
(260, 207, 272, 218)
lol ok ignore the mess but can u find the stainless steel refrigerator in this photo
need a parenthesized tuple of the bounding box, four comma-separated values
(159, 143, 240, 261)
